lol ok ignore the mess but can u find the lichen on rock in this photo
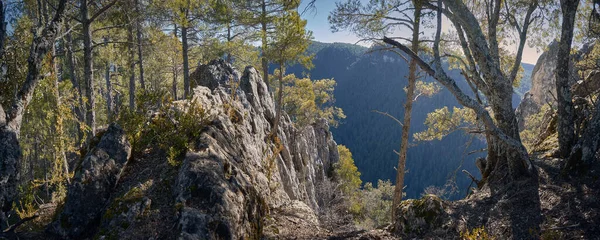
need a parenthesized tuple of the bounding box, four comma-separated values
(174, 59, 340, 239)
(393, 194, 450, 237)
(47, 123, 131, 239)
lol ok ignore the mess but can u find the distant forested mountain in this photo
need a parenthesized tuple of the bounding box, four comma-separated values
(284, 41, 533, 199)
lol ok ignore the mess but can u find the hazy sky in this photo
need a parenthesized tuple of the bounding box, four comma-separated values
(299, 1, 543, 65)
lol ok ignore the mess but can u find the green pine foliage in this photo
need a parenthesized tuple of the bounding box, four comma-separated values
(280, 72, 346, 128)
(335, 145, 362, 196)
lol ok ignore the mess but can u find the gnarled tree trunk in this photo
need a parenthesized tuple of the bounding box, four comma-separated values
(0, 0, 67, 230)
(556, 0, 579, 158)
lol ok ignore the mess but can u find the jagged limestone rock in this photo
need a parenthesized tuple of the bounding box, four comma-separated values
(47, 124, 131, 239)
(516, 92, 540, 130)
(175, 60, 339, 239)
(190, 59, 240, 91)
(393, 195, 450, 237)
(516, 41, 578, 130)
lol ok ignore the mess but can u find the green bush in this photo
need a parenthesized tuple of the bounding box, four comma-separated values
(117, 90, 209, 165)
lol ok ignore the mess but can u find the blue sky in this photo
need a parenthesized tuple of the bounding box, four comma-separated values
(299, 0, 542, 65)
(299, 1, 364, 45)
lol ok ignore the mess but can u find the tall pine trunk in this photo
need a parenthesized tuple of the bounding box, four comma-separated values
(261, 0, 269, 89)
(171, 25, 178, 100)
(128, 23, 136, 110)
(556, 0, 578, 158)
(1, 0, 6, 81)
(182, 26, 190, 99)
(65, 21, 85, 143)
(392, 1, 421, 221)
(135, 0, 145, 91)
(105, 60, 112, 122)
(52, 40, 69, 184)
(81, 0, 96, 136)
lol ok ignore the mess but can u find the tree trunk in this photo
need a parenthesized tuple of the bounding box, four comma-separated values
(0, 0, 66, 230)
(226, 22, 232, 63)
(135, 0, 145, 91)
(261, 0, 269, 89)
(65, 21, 85, 143)
(105, 60, 112, 122)
(172, 25, 178, 100)
(556, 0, 579, 158)
(392, 1, 421, 222)
(172, 64, 178, 101)
(0, 126, 19, 231)
(1, 0, 6, 81)
(128, 24, 136, 110)
(481, 82, 531, 188)
(81, 0, 96, 136)
(182, 26, 190, 99)
(52, 40, 69, 184)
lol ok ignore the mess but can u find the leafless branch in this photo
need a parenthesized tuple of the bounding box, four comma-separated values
(372, 110, 404, 127)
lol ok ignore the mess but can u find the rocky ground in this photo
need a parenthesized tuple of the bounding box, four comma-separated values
(257, 152, 600, 240)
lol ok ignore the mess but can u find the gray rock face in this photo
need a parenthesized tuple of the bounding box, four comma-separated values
(393, 195, 451, 237)
(515, 92, 540, 130)
(47, 123, 131, 239)
(175, 60, 339, 239)
(516, 41, 578, 129)
(190, 59, 240, 91)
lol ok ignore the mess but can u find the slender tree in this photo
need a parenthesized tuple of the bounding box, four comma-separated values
(0, 0, 6, 82)
(181, 2, 191, 98)
(80, 0, 118, 137)
(128, 20, 136, 110)
(266, 9, 312, 138)
(392, 0, 423, 222)
(330, 0, 439, 223)
(64, 20, 86, 142)
(135, 0, 145, 90)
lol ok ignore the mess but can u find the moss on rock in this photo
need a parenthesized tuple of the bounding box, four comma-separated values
(393, 194, 448, 237)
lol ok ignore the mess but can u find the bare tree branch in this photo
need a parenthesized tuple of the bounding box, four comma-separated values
(372, 110, 404, 127)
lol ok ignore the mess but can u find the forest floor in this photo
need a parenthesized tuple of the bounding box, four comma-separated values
(286, 154, 600, 240)
(10, 151, 599, 240)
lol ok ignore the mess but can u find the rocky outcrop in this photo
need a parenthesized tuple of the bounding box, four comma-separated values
(516, 41, 578, 129)
(393, 195, 451, 237)
(572, 70, 600, 98)
(175, 59, 339, 239)
(47, 124, 131, 239)
(515, 93, 540, 129)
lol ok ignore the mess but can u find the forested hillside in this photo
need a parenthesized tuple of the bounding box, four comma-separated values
(287, 42, 534, 199)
